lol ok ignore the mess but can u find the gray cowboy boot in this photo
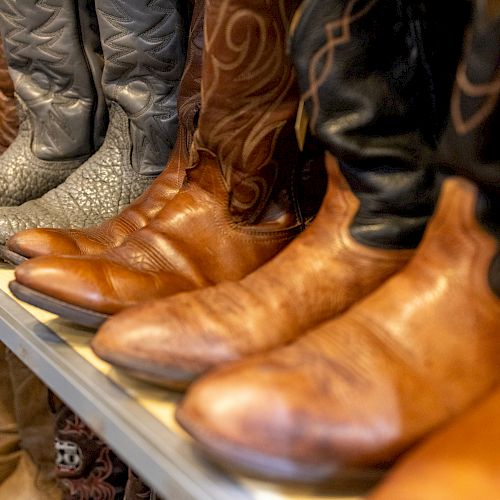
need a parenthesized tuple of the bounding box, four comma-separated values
(0, 0, 107, 207)
(0, 0, 186, 245)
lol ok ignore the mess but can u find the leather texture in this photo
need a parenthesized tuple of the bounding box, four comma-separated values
(96, 0, 185, 176)
(176, 176, 500, 482)
(0, 0, 187, 244)
(8, 0, 204, 259)
(368, 389, 500, 500)
(91, 155, 412, 388)
(290, 0, 470, 249)
(0, 37, 17, 154)
(0, 105, 157, 244)
(438, 0, 500, 195)
(13, 0, 309, 316)
(435, 0, 500, 295)
(0, 0, 107, 206)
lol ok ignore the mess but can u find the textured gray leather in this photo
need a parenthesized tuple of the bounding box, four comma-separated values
(0, 100, 84, 206)
(0, 0, 106, 205)
(0, 105, 156, 244)
(96, 0, 186, 175)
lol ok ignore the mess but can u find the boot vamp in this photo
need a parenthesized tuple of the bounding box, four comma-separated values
(7, 147, 186, 258)
(178, 237, 500, 471)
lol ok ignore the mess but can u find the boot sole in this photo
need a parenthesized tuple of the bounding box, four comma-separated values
(91, 345, 195, 391)
(176, 405, 387, 486)
(8, 280, 109, 329)
(0, 246, 27, 266)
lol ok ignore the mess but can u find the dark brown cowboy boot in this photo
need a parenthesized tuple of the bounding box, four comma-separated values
(11, 0, 320, 328)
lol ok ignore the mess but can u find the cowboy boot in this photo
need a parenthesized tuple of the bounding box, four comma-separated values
(88, 0, 467, 388)
(0, 0, 187, 246)
(0, 37, 18, 154)
(9, 0, 317, 328)
(0, 0, 106, 207)
(176, 1, 500, 482)
(368, 389, 500, 500)
(4, 0, 205, 266)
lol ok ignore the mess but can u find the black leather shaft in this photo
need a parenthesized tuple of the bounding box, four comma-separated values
(290, 0, 471, 249)
(95, 0, 187, 175)
(438, 0, 500, 196)
(439, 0, 500, 296)
(0, 0, 106, 161)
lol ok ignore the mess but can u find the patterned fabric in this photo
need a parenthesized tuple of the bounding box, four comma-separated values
(54, 403, 128, 500)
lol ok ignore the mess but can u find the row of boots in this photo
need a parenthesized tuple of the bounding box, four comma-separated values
(0, 0, 497, 496)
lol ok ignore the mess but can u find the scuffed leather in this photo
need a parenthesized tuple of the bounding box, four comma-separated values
(0, 105, 156, 244)
(0, 37, 17, 153)
(0, 0, 106, 206)
(7, 0, 205, 259)
(96, 0, 186, 175)
(177, 177, 500, 481)
(369, 390, 500, 500)
(91, 156, 411, 387)
(290, 0, 470, 249)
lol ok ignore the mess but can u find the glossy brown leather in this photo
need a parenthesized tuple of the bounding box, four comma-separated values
(14, 0, 306, 314)
(6, 0, 205, 259)
(369, 389, 500, 500)
(176, 176, 500, 482)
(91, 154, 412, 386)
(0, 37, 17, 154)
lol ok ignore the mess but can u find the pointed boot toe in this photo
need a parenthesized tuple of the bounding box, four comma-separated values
(92, 288, 254, 388)
(11, 256, 134, 326)
(7, 228, 84, 260)
(176, 352, 389, 483)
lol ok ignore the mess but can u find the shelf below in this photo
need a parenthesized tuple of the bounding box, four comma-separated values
(0, 264, 373, 500)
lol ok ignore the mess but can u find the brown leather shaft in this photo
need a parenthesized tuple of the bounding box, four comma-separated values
(176, 176, 500, 480)
(0, 36, 18, 154)
(91, 154, 411, 386)
(14, 0, 308, 315)
(368, 389, 500, 500)
(7, 0, 205, 258)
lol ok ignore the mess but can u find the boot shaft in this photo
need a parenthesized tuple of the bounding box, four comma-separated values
(193, 0, 304, 225)
(0, 0, 107, 161)
(290, 0, 470, 249)
(95, 0, 187, 175)
(438, 0, 500, 295)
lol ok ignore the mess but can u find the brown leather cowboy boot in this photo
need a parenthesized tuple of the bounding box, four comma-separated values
(10, 0, 314, 328)
(88, 0, 467, 388)
(368, 389, 500, 500)
(176, 174, 500, 484)
(176, 1, 500, 482)
(2, 0, 205, 266)
(0, 37, 17, 154)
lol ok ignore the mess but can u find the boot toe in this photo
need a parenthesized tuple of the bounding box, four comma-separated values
(91, 290, 243, 388)
(14, 255, 130, 315)
(7, 228, 82, 259)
